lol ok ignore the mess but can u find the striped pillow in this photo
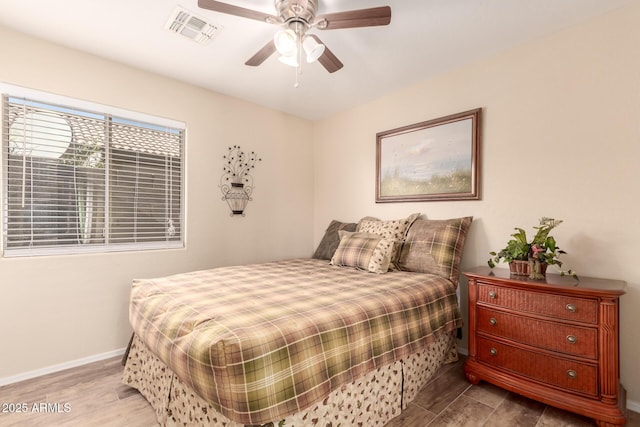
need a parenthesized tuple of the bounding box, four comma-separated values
(330, 231, 394, 274)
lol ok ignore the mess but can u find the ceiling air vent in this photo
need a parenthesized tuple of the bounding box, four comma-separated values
(165, 6, 221, 45)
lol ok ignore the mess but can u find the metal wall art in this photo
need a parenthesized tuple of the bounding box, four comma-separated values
(220, 145, 261, 216)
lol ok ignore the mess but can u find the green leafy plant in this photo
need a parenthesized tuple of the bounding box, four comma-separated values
(488, 217, 577, 278)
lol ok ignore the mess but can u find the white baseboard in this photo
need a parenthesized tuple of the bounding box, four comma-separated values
(0, 347, 126, 387)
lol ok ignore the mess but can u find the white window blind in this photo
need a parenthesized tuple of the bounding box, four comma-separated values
(2, 93, 184, 256)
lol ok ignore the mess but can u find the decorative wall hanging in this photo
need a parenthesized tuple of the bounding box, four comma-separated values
(376, 108, 481, 202)
(220, 145, 261, 216)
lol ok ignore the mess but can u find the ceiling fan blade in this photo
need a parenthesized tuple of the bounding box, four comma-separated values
(245, 40, 277, 66)
(316, 6, 391, 30)
(309, 35, 343, 73)
(198, 0, 279, 24)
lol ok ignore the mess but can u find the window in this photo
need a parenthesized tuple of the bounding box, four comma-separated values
(1, 88, 184, 256)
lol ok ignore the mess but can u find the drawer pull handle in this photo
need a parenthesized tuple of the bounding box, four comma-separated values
(489, 347, 497, 356)
(489, 318, 497, 326)
(488, 291, 497, 299)
(566, 335, 577, 344)
(567, 370, 578, 379)
(566, 303, 577, 313)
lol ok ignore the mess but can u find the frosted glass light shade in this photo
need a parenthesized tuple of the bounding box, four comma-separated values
(278, 54, 299, 67)
(274, 29, 297, 56)
(302, 36, 325, 63)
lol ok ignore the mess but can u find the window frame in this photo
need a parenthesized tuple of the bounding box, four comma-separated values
(1, 83, 186, 257)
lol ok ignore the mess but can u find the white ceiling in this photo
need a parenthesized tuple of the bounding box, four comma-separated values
(0, 0, 633, 120)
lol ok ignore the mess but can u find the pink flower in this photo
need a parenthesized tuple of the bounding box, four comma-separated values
(531, 244, 543, 258)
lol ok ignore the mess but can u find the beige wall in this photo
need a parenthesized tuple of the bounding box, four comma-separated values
(313, 3, 640, 405)
(1, 0, 639, 410)
(0, 26, 314, 378)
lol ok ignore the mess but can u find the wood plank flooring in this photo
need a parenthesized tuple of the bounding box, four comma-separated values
(0, 355, 638, 426)
(0, 357, 155, 427)
(387, 357, 640, 427)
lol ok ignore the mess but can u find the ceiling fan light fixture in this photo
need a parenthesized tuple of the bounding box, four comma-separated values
(302, 36, 325, 63)
(197, 1, 391, 75)
(274, 29, 298, 56)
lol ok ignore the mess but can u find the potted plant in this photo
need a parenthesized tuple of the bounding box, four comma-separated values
(488, 217, 577, 280)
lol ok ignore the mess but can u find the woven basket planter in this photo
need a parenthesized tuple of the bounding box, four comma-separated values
(509, 260, 547, 277)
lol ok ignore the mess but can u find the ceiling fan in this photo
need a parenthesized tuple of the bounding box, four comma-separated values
(197, 0, 391, 73)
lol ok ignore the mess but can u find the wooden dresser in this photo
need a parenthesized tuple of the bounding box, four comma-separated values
(463, 267, 626, 427)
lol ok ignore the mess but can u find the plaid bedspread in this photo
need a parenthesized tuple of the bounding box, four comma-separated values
(129, 259, 462, 425)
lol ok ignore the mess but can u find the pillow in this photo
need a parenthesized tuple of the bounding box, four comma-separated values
(356, 213, 420, 269)
(397, 216, 473, 286)
(330, 231, 394, 274)
(313, 220, 357, 260)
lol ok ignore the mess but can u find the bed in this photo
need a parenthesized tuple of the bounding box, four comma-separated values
(122, 215, 472, 426)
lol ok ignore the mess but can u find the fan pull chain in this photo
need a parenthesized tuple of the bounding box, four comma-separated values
(294, 33, 303, 88)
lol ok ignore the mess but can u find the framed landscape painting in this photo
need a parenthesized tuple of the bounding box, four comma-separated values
(376, 108, 481, 202)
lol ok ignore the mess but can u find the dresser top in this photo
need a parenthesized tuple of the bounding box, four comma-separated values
(464, 266, 626, 296)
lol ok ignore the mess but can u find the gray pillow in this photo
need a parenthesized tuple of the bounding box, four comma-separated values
(312, 220, 357, 260)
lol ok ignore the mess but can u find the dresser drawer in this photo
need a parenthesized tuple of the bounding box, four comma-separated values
(465, 268, 627, 426)
(476, 336, 598, 396)
(477, 282, 598, 323)
(477, 307, 597, 358)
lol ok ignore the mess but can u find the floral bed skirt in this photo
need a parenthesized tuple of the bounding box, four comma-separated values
(122, 332, 458, 427)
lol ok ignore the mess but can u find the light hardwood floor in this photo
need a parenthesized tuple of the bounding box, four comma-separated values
(0, 355, 638, 426)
